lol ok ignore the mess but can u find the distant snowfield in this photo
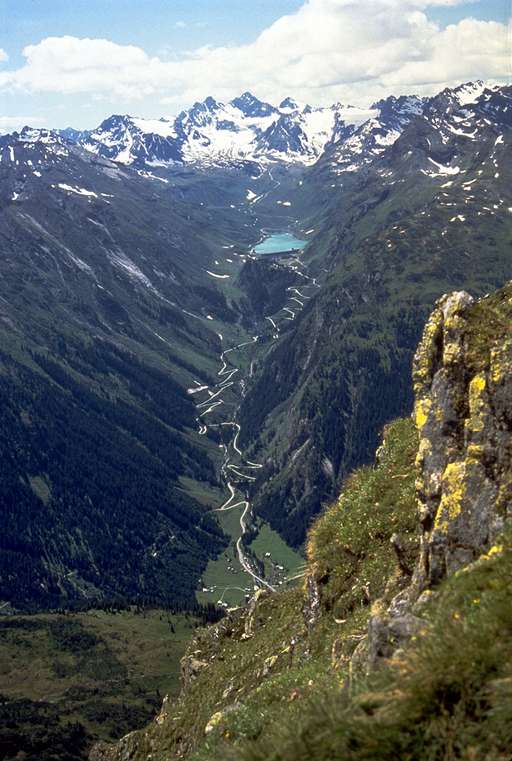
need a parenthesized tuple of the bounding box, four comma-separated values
(131, 117, 177, 139)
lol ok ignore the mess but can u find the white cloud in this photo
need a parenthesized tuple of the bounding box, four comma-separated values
(0, 115, 46, 132)
(0, 48, 8, 63)
(0, 36, 168, 98)
(174, 20, 187, 29)
(384, 18, 511, 88)
(0, 1, 508, 109)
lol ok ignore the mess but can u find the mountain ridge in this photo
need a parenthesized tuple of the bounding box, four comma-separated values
(1, 81, 502, 177)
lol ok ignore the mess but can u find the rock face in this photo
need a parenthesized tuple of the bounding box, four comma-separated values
(363, 286, 512, 669)
(413, 291, 511, 587)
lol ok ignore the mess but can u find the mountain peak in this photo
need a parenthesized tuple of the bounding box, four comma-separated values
(237, 90, 261, 103)
(230, 92, 275, 117)
(452, 80, 487, 106)
(279, 97, 300, 112)
(18, 126, 67, 145)
(95, 114, 133, 130)
(203, 95, 219, 111)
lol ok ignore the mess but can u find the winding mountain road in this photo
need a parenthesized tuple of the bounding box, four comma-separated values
(189, 333, 275, 592)
(189, 178, 321, 597)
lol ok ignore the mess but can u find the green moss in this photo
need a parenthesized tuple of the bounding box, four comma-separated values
(464, 282, 512, 373)
(308, 417, 418, 618)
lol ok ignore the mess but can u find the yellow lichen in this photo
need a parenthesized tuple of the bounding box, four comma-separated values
(415, 437, 432, 470)
(490, 340, 511, 384)
(204, 711, 225, 735)
(442, 305, 466, 365)
(466, 443, 484, 463)
(485, 544, 504, 559)
(496, 479, 512, 514)
(434, 461, 466, 532)
(434, 405, 444, 423)
(370, 599, 387, 617)
(414, 397, 432, 431)
(413, 310, 444, 391)
(467, 373, 487, 433)
(443, 337, 462, 365)
(471, 375, 486, 393)
(454, 543, 505, 576)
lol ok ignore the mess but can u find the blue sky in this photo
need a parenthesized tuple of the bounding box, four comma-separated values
(2, 1, 303, 62)
(0, 0, 509, 131)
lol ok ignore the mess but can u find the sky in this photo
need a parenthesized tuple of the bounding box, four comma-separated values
(0, 0, 510, 131)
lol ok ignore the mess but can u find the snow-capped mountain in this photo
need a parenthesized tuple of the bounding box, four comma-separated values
(83, 114, 181, 166)
(324, 82, 508, 177)
(3, 82, 506, 179)
(76, 92, 378, 169)
(326, 94, 426, 174)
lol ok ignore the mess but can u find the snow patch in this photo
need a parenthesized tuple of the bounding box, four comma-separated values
(422, 159, 461, 178)
(206, 270, 230, 279)
(57, 183, 98, 198)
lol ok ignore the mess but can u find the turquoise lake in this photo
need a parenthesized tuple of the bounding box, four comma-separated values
(254, 232, 307, 255)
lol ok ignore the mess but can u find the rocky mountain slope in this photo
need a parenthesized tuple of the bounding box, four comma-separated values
(91, 280, 512, 761)
(239, 81, 512, 547)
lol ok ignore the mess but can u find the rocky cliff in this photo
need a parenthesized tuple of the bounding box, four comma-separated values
(357, 286, 512, 674)
(91, 282, 512, 761)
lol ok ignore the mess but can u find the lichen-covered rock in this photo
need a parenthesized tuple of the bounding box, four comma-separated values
(362, 285, 512, 671)
(181, 655, 209, 687)
(413, 289, 511, 590)
(204, 702, 242, 736)
(366, 610, 425, 668)
(154, 694, 172, 725)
